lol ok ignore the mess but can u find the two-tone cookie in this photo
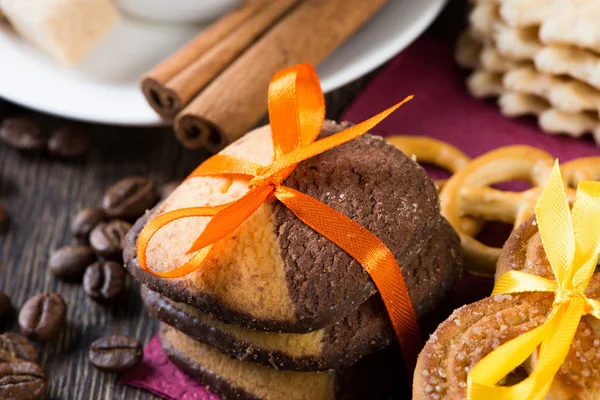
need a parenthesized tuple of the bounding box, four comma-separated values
(142, 217, 461, 371)
(160, 324, 407, 400)
(125, 121, 446, 333)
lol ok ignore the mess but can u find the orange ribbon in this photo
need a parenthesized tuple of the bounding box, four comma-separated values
(137, 64, 421, 369)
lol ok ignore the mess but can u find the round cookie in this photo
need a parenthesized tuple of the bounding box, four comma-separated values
(414, 217, 600, 400)
(160, 324, 407, 400)
(125, 121, 442, 333)
(143, 218, 461, 371)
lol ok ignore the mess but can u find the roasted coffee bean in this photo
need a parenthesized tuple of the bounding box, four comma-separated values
(89, 220, 132, 259)
(102, 177, 157, 220)
(47, 124, 92, 158)
(89, 335, 142, 372)
(48, 245, 96, 281)
(83, 261, 126, 304)
(0, 292, 12, 322)
(71, 207, 106, 237)
(0, 361, 46, 399)
(159, 180, 181, 201)
(0, 333, 38, 362)
(0, 117, 47, 151)
(18, 293, 66, 341)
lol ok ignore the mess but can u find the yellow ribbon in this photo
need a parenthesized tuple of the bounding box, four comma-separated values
(467, 161, 600, 399)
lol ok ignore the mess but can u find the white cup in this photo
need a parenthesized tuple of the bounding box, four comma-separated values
(116, 0, 243, 23)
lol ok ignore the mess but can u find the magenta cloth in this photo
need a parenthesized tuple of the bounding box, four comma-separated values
(121, 335, 219, 400)
(123, 36, 600, 399)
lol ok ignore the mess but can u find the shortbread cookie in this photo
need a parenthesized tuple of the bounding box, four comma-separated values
(142, 218, 461, 371)
(498, 92, 549, 117)
(455, 31, 482, 69)
(494, 24, 541, 61)
(125, 121, 443, 333)
(499, 0, 557, 28)
(480, 45, 522, 73)
(503, 66, 600, 114)
(160, 324, 405, 400)
(1, 0, 120, 65)
(466, 70, 504, 98)
(498, 90, 600, 140)
(469, 2, 500, 42)
(535, 46, 600, 91)
(539, 3, 600, 54)
(538, 109, 600, 141)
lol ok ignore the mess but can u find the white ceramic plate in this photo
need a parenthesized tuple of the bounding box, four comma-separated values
(0, 0, 447, 126)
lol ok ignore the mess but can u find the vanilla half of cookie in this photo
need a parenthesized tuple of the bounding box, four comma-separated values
(125, 121, 446, 333)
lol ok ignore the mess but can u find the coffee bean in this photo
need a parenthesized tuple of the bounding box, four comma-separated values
(83, 261, 126, 304)
(0, 333, 38, 363)
(0, 292, 12, 322)
(48, 245, 96, 281)
(0, 361, 46, 399)
(0, 117, 47, 151)
(19, 293, 66, 341)
(47, 124, 92, 158)
(159, 180, 181, 201)
(71, 208, 106, 237)
(89, 220, 131, 259)
(89, 335, 142, 372)
(102, 177, 157, 220)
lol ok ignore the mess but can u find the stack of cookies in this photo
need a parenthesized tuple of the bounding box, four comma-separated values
(124, 121, 463, 399)
(456, 0, 600, 143)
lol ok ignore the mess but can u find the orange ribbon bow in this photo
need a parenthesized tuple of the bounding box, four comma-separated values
(137, 64, 420, 368)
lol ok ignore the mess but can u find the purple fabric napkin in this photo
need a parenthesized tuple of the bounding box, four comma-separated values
(123, 36, 600, 399)
(122, 336, 219, 400)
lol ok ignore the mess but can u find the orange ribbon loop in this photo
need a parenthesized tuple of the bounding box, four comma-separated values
(137, 63, 420, 370)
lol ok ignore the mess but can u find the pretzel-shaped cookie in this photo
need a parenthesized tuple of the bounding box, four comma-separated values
(439, 145, 556, 276)
(387, 136, 600, 277)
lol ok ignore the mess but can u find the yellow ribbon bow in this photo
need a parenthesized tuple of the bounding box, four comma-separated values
(468, 161, 600, 399)
(136, 64, 422, 369)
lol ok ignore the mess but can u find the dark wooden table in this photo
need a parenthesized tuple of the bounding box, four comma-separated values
(0, 77, 371, 399)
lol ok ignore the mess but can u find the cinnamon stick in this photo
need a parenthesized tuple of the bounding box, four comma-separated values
(175, 0, 388, 151)
(141, 0, 268, 118)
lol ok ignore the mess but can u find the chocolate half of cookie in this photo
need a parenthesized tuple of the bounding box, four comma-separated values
(125, 121, 442, 333)
(142, 218, 461, 372)
(160, 324, 408, 400)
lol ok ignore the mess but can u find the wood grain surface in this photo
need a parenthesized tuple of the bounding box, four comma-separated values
(0, 76, 371, 399)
